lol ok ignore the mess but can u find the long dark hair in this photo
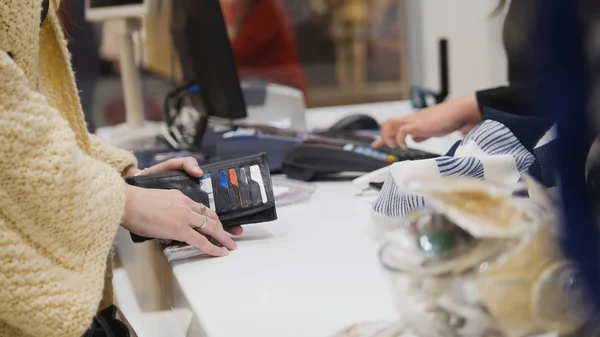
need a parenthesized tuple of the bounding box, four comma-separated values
(58, 0, 72, 29)
(492, 0, 507, 16)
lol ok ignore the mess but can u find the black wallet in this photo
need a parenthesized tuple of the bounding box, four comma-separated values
(125, 153, 277, 243)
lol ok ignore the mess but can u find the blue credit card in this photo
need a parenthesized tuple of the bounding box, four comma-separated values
(220, 171, 229, 189)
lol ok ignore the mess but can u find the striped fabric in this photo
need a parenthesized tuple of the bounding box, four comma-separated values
(374, 174, 427, 218)
(373, 120, 541, 219)
(435, 157, 484, 178)
(461, 120, 536, 172)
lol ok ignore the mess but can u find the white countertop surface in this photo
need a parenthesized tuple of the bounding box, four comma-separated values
(173, 182, 394, 337)
(162, 100, 462, 337)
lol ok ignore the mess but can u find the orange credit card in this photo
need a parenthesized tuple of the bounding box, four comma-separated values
(229, 168, 242, 203)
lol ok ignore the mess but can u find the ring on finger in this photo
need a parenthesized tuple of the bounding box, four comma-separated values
(134, 168, 148, 176)
(200, 204, 207, 215)
(198, 215, 209, 230)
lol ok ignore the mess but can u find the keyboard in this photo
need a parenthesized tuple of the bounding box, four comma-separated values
(377, 146, 439, 161)
(313, 130, 439, 161)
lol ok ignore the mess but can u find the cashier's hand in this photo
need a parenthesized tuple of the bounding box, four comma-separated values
(372, 93, 482, 149)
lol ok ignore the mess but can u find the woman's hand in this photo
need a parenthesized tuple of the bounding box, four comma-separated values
(122, 157, 243, 255)
(122, 185, 238, 257)
(124, 157, 203, 178)
(130, 157, 244, 236)
(373, 93, 482, 149)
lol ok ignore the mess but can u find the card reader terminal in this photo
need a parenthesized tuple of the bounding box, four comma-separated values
(282, 137, 438, 181)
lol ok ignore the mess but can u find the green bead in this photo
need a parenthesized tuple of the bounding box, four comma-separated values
(417, 230, 456, 258)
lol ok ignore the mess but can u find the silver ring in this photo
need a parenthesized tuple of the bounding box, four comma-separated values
(134, 168, 148, 176)
(199, 215, 208, 230)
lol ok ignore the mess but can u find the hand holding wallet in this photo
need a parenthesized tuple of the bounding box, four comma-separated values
(125, 153, 277, 242)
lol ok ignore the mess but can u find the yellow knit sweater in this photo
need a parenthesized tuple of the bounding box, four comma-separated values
(0, 0, 138, 336)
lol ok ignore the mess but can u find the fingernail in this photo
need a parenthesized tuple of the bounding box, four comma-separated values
(193, 166, 202, 173)
(221, 248, 229, 255)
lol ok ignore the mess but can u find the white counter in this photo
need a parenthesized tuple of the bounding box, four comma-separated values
(115, 100, 461, 337)
(175, 182, 394, 337)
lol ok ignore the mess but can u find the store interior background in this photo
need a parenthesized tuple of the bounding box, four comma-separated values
(89, 0, 508, 130)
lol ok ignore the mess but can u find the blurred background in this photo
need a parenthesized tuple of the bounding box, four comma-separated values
(71, 0, 508, 131)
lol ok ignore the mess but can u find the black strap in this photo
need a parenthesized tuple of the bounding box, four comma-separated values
(96, 316, 117, 337)
(41, 0, 50, 27)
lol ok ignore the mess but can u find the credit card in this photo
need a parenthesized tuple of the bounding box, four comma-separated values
(250, 165, 268, 203)
(246, 166, 263, 206)
(215, 171, 232, 212)
(228, 168, 242, 209)
(239, 167, 248, 184)
(220, 171, 229, 190)
(199, 173, 215, 210)
(238, 167, 251, 208)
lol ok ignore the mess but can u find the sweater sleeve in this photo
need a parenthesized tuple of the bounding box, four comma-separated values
(88, 134, 138, 175)
(0, 52, 126, 337)
(475, 83, 536, 117)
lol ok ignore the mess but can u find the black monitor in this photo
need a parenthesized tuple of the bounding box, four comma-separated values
(171, 0, 248, 121)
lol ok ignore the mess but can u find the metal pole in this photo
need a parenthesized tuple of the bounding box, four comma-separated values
(119, 18, 145, 128)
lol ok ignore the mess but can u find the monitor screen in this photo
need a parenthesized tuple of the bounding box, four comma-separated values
(90, 0, 143, 8)
(171, 0, 247, 121)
